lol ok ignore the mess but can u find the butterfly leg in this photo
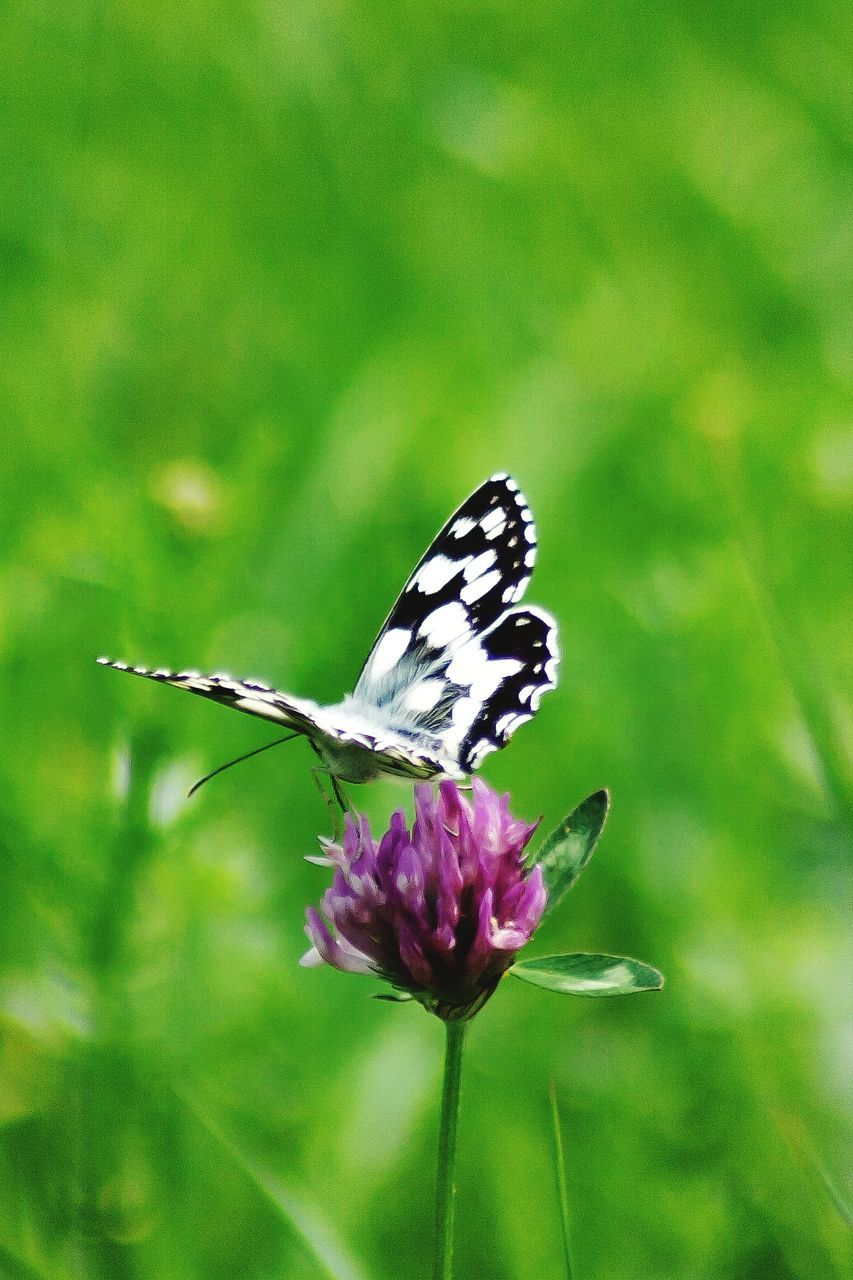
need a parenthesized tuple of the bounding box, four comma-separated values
(310, 766, 337, 831)
(330, 773, 353, 818)
(310, 765, 352, 839)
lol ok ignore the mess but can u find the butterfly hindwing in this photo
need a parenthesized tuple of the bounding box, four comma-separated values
(457, 606, 559, 771)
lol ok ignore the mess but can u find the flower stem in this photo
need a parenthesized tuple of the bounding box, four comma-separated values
(549, 1079, 574, 1280)
(433, 1020, 466, 1280)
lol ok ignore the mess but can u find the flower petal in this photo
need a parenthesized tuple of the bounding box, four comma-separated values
(305, 907, 374, 975)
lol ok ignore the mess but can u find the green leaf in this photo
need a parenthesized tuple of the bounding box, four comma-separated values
(535, 789, 610, 921)
(511, 952, 664, 997)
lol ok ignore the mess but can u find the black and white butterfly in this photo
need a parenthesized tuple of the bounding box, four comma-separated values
(98, 474, 559, 786)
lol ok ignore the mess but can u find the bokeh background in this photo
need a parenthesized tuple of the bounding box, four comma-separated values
(1, 2, 851, 1277)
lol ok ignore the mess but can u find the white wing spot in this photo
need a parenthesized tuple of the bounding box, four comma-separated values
(237, 686, 276, 702)
(402, 679, 446, 713)
(450, 695, 479, 733)
(496, 711, 531, 738)
(463, 549, 496, 581)
(479, 507, 506, 535)
(418, 602, 471, 648)
(366, 628, 411, 680)
(414, 553, 467, 595)
(469, 740, 498, 767)
(461, 568, 501, 604)
(447, 646, 523, 699)
(234, 697, 288, 720)
(451, 516, 476, 538)
(523, 523, 536, 544)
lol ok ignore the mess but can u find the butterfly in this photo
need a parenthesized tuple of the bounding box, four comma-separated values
(98, 474, 559, 789)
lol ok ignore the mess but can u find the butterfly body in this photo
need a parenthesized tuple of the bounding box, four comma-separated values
(312, 701, 450, 782)
(99, 474, 559, 784)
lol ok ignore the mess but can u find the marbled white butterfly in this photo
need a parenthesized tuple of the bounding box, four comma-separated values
(99, 474, 559, 785)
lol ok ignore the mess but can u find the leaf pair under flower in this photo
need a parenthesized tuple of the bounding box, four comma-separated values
(512, 788, 664, 998)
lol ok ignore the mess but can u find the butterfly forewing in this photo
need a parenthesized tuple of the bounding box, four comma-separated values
(354, 474, 537, 702)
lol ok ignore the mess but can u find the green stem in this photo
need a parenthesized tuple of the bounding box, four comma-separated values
(433, 1020, 466, 1280)
(549, 1080, 574, 1280)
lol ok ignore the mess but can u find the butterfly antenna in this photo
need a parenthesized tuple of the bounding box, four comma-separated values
(188, 733, 301, 798)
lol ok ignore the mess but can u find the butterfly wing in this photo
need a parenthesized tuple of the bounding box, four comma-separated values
(355, 473, 535, 691)
(454, 605, 559, 771)
(96, 658, 325, 734)
(350, 473, 559, 772)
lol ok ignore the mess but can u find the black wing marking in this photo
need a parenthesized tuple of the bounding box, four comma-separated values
(354, 473, 537, 704)
(457, 606, 559, 773)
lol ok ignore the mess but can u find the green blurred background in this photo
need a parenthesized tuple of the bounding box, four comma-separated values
(1, 2, 851, 1277)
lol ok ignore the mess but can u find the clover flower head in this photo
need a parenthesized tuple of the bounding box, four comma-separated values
(302, 778, 547, 1020)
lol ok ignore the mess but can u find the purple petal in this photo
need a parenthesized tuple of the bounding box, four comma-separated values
(436, 835, 463, 934)
(514, 864, 547, 934)
(389, 844, 427, 930)
(304, 908, 374, 975)
(376, 808, 408, 881)
(464, 885, 495, 982)
(430, 922, 456, 953)
(397, 918, 434, 987)
(304, 907, 335, 958)
(488, 923, 529, 951)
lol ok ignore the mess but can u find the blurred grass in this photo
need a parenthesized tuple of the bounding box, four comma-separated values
(1, 2, 851, 1277)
